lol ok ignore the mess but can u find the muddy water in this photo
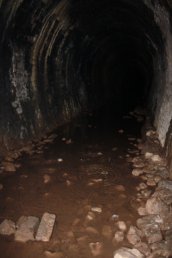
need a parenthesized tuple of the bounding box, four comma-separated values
(0, 110, 143, 258)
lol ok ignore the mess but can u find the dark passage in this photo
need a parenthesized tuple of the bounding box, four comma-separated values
(0, 1, 172, 258)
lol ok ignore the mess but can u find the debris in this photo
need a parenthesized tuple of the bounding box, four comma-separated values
(113, 231, 124, 243)
(116, 221, 127, 232)
(0, 219, 16, 235)
(44, 174, 51, 184)
(91, 207, 102, 213)
(36, 213, 56, 242)
(89, 242, 104, 256)
(15, 216, 39, 242)
(57, 158, 63, 163)
(114, 247, 145, 258)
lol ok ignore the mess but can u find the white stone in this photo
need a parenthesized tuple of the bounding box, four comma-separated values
(116, 221, 127, 232)
(57, 158, 63, 163)
(91, 207, 102, 213)
(145, 152, 153, 159)
(36, 212, 56, 242)
(15, 216, 39, 242)
(127, 226, 142, 245)
(0, 219, 16, 235)
(151, 155, 162, 163)
(145, 197, 169, 215)
(113, 231, 124, 243)
(114, 247, 145, 258)
(132, 169, 144, 177)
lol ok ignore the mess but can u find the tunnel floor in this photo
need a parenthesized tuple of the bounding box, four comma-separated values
(0, 109, 162, 258)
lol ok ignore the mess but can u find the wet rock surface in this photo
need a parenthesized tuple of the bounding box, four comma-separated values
(0, 112, 172, 257)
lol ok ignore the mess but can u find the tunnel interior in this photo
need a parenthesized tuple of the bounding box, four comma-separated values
(1, 1, 172, 257)
(0, 0, 172, 156)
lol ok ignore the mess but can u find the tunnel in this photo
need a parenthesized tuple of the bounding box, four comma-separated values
(1, 0, 172, 257)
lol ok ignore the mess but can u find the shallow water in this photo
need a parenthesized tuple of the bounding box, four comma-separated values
(0, 109, 143, 258)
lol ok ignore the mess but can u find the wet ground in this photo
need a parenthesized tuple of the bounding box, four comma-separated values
(0, 108, 144, 258)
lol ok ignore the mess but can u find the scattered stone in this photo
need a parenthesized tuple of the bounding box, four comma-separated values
(15, 216, 39, 242)
(57, 158, 63, 163)
(127, 226, 142, 245)
(112, 147, 118, 152)
(145, 197, 169, 215)
(137, 215, 163, 244)
(89, 242, 104, 257)
(43, 174, 51, 184)
(158, 180, 172, 191)
(44, 251, 65, 258)
(111, 214, 119, 221)
(132, 169, 144, 177)
(145, 152, 153, 159)
(36, 213, 56, 242)
(91, 207, 102, 213)
(151, 154, 162, 163)
(0, 219, 16, 235)
(97, 152, 103, 156)
(138, 207, 147, 216)
(146, 178, 156, 186)
(135, 242, 151, 256)
(154, 175, 162, 183)
(116, 221, 127, 232)
(113, 247, 145, 258)
(113, 231, 124, 243)
(86, 211, 96, 222)
(102, 225, 113, 239)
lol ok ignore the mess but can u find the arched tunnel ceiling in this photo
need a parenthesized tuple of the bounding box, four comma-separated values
(0, 0, 171, 150)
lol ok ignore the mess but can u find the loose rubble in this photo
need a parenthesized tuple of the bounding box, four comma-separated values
(0, 213, 56, 243)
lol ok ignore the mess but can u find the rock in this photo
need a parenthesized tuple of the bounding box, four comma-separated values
(135, 242, 151, 256)
(137, 207, 147, 216)
(138, 183, 147, 190)
(91, 207, 102, 213)
(57, 158, 63, 163)
(0, 184, 3, 190)
(116, 221, 127, 232)
(85, 211, 96, 222)
(127, 226, 142, 245)
(146, 178, 156, 186)
(0, 219, 16, 235)
(145, 197, 169, 215)
(101, 225, 113, 239)
(137, 215, 163, 244)
(113, 247, 145, 258)
(36, 213, 56, 242)
(2, 161, 16, 172)
(15, 216, 39, 242)
(151, 155, 162, 163)
(113, 231, 124, 243)
(145, 152, 153, 159)
(154, 175, 162, 183)
(89, 242, 104, 257)
(43, 174, 51, 184)
(140, 189, 152, 198)
(153, 188, 172, 206)
(44, 251, 65, 258)
(158, 180, 172, 191)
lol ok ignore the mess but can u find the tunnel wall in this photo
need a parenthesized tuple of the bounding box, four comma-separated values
(0, 0, 172, 176)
